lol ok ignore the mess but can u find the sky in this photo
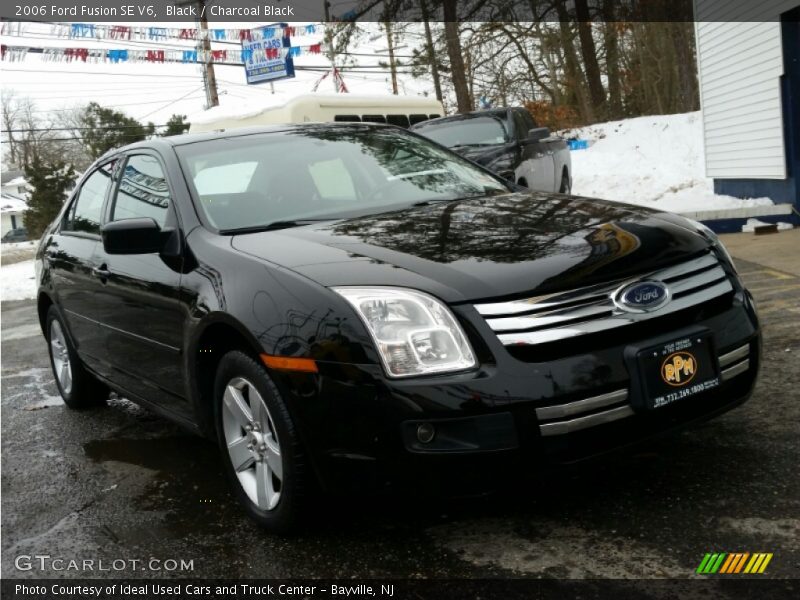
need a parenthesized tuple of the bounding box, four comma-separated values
(1, 18, 438, 130)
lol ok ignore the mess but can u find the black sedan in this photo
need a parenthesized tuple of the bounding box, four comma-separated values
(35, 124, 760, 532)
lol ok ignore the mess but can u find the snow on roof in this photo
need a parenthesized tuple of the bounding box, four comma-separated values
(0, 194, 28, 213)
(3, 176, 28, 188)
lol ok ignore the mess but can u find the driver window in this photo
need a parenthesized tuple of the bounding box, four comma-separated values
(112, 155, 171, 227)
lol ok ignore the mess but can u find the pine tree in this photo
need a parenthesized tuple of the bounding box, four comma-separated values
(23, 159, 76, 238)
(161, 114, 191, 137)
(79, 102, 154, 160)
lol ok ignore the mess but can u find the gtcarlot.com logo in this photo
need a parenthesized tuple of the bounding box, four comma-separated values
(696, 552, 773, 574)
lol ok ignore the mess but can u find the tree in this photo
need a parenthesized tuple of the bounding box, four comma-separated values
(23, 159, 76, 238)
(161, 114, 191, 136)
(442, 0, 472, 112)
(78, 102, 154, 159)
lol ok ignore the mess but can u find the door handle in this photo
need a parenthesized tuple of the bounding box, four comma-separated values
(92, 265, 111, 280)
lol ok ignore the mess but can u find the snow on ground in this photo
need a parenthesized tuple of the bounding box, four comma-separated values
(563, 111, 775, 214)
(1, 259, 36, 301)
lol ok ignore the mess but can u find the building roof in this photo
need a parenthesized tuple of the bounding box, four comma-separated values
(0, 194, 28, 213)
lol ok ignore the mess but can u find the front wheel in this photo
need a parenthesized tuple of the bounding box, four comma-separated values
(214, 351, 309, 533)
(46, 306, 108, 409)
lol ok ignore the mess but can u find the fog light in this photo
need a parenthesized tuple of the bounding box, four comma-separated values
(416, 422, 436, 444)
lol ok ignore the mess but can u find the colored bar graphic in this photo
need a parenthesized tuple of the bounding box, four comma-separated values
(758, 554, 773, 573)
(697, 552, 771, 574)
(734, 553, 749, 573)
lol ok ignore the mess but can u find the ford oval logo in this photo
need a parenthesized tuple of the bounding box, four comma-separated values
(616, 281, 670, 312)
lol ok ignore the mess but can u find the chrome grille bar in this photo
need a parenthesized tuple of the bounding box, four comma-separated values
(475, 252, 733, 346)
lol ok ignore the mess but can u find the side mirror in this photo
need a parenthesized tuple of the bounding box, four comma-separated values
(527, 127, 550, 142)
(101, 218, 169, 255)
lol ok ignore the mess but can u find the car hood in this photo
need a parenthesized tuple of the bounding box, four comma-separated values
(231, 192, 710, 304)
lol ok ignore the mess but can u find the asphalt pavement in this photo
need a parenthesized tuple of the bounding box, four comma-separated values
(2, 255, 798, 581)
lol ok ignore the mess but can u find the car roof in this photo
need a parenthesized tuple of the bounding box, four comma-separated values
(102, 122, 395, 158)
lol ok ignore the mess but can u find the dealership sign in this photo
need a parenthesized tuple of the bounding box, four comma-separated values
(242, 25, 295, 85)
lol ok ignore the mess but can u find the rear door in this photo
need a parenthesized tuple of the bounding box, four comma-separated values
(92, 151, 188, 415)
(46, 160, 117, 371)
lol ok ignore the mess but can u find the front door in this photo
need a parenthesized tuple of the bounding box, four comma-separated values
(92, 152, 188, 417)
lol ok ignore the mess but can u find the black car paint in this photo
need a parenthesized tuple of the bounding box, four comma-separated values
(36, 124, 760, 495)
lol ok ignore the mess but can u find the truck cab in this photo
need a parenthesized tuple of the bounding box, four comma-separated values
(410, 107, 572, 193)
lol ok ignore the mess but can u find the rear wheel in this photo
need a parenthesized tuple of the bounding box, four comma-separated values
(46, 306, 108, 409)
(215, 351, 309, 533)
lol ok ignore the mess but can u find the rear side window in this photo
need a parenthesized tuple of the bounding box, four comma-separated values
(361, 115, 387, 124)
(334, 114, 361, 122)
(111, 155, 171, 227)
(63, 161, 115, 234)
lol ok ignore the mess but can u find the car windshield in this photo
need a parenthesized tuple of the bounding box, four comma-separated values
(413, 116, 509, 148)
(176, 126, 510, 232)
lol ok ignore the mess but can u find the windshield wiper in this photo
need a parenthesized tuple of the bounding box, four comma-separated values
(411, 189, 508, 207)
(220, 219, 332, 235)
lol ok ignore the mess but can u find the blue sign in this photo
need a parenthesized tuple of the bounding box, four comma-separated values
(242, 24, 295, 85)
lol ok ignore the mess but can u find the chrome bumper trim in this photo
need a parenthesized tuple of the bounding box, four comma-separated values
(719, 344, 749, 368)
(536, 389, 628, 420)
(539, 405, 635, 437)
(721, 359, 749, 382)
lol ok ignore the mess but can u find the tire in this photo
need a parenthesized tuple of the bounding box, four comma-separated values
(46, 306, 108, 409)
(214, 350, 308, 533)
(559, 171, 571, 194)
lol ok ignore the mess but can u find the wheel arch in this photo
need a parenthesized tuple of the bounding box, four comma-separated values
(188, 314, 265, 438)
(37, 291, 54, 335)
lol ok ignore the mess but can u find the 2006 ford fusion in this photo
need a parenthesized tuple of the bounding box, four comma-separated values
(36, 124, 760, 531)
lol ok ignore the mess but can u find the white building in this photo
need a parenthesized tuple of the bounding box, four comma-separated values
(1, 170, 28, 236)
(694, 0, 800, 227)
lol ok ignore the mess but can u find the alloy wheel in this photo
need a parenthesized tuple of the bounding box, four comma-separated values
(50, 320, 73, 394)
(222, 377, 283, 511)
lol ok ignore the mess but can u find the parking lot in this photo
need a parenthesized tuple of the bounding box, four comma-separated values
(1, 238, 798, 581)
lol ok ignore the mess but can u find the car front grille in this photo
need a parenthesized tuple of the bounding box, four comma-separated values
(474, 251, 733, 347)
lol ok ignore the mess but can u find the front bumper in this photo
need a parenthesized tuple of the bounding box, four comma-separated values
(273, 288, 760, 495)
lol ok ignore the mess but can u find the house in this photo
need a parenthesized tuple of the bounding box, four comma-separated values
(1, 170, 29, 236)
(1, 169, 29, 199)
(694, 0, 800, 229)
(1, 193, 27, 236)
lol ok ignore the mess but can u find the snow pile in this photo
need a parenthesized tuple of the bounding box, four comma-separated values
(741, 218, 794, 233)
(1, 259, 36, 301)
(563, 112, 775, 214)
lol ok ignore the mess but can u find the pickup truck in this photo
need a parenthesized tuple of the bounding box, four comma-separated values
(410, 107, 571, 193)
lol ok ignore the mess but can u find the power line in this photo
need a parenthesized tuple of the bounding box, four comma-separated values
(137, 87, 206, 120)
(2, 124, 175, 133)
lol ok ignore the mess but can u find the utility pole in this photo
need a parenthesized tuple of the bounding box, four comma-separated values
(197, 0, 219, 107)
(420, 0, 442, 102)
(384, 21, 398, 95)
(322, 0, 339, 92)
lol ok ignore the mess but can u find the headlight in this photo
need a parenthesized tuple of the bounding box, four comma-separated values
(685, 218, 738, 274)
(333, 287, 477, 378)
